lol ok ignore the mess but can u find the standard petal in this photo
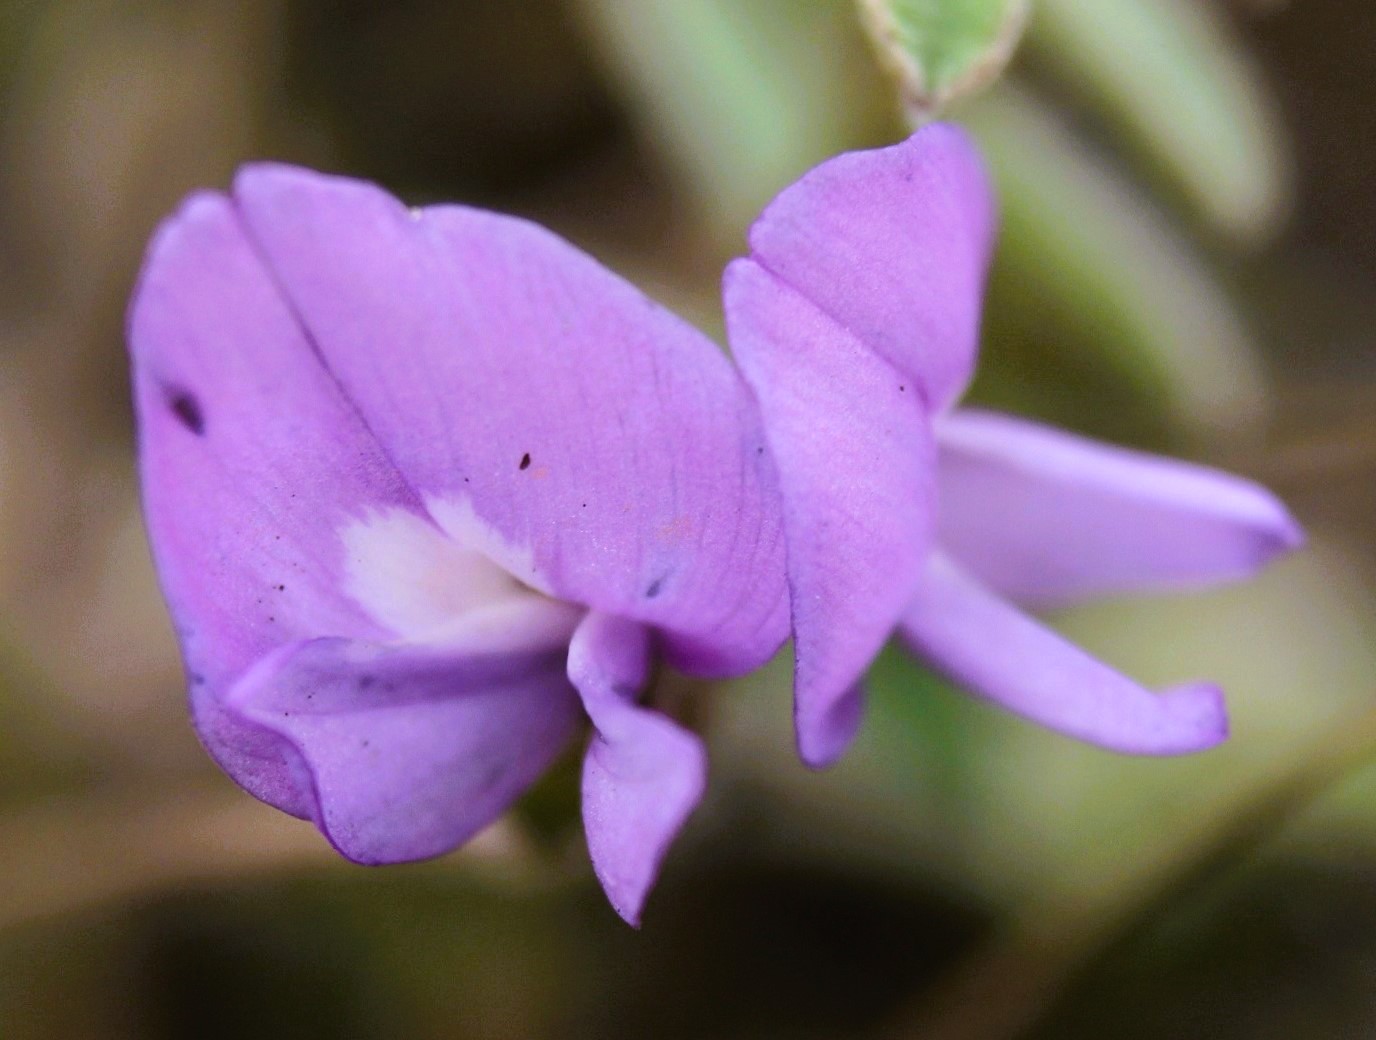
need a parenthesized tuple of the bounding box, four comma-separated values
(127, 192, 421, 815)
(937, 409, 1304, 608)
(897, 554, 1228, 755)
(569, 613, 706, 926)
(228, 639, 583, 864)
(741, 122, 995, 411)
(725, 258, 936, 768)
(231, 165, 788, 678)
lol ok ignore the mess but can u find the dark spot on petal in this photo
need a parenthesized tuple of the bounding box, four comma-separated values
(899, 384, 906, 392)
(519, 452, 531, 470)
(358, 675, 376, 690)
(645, 575, 666, 599)
(275, 584, 286, 592)
(167, 388, 205, 436)
(189, 672, 205, 686)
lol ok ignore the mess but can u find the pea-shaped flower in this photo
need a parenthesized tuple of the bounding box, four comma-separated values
(726, 124, 1303, 768)
(128, 167, 787, 924)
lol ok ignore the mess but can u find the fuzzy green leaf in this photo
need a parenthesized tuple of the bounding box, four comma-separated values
(857, 0, 1029, 116)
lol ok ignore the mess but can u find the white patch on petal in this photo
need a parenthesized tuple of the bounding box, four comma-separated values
(425, 496, 556, 596)
(340, 503, 581, 654)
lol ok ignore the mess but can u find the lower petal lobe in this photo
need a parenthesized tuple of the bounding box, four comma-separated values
(568, 613, 706, 926)
(229, 639, 583, 864)
(897, 554, 1228, 755)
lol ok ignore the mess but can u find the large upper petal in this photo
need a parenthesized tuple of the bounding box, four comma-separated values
(230, 165, 788, 678)
(568, 612, 705, 926)
(228, 640, 583, 863)
(897, 554, 1228, 755)
(127, 192, 421, 815)
(740, 123, 995, 412)
(724, 258, 936, 768)
(937, 409, 1304, 608)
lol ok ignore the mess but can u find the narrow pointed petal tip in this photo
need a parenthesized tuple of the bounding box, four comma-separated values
(583, 722, 707, 927)
(899, 555, 1232, 757)
(1143, 682, 1230, 756)
(1268, 505, 1307, 557)
(936, 409, 1308, 606)
(796, 680, 867, 770)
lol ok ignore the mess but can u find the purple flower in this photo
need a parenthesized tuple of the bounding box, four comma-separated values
(725, 124, 1303, 768)
(128, 166, 788, 924)
(131, 127, 1300, 923)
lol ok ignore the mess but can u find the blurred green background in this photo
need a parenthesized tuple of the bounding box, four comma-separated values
(3, 1, 1376, 1037)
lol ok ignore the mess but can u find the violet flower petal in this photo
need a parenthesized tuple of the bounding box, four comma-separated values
(937, 408, 1305, 608)
(231, 165, 787, 678)
(724, 258, 935, 767)
(897, 554, 1229, 755)
(127, 193, 420, 817)
(228, 639, 582, 864)
(569, 613, 706, 926)
(739, 123, 994, 412)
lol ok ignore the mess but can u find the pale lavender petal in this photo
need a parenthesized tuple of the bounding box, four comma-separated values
(724, 258, 936, 768)
(742, 123, 994, 411)
(231, 166, 788, 679)
(569, 613, 706, 926)
(228, 640, 583, 863)
(897, 554, 1228, 755)
(127, 192, 420, 816)
(937, 409, 1304, 608)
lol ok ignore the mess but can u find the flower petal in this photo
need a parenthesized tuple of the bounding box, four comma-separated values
(228, 640, 583, 863)
(569, 613, 706, 926)
(897, 554, 1228, 755)
(937, 409, 1304, 608)
(127, 192, 420, 816)
(740, 123, 994, 411)
(230, 165, 788, 678)
(724, 258, 936, 768)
